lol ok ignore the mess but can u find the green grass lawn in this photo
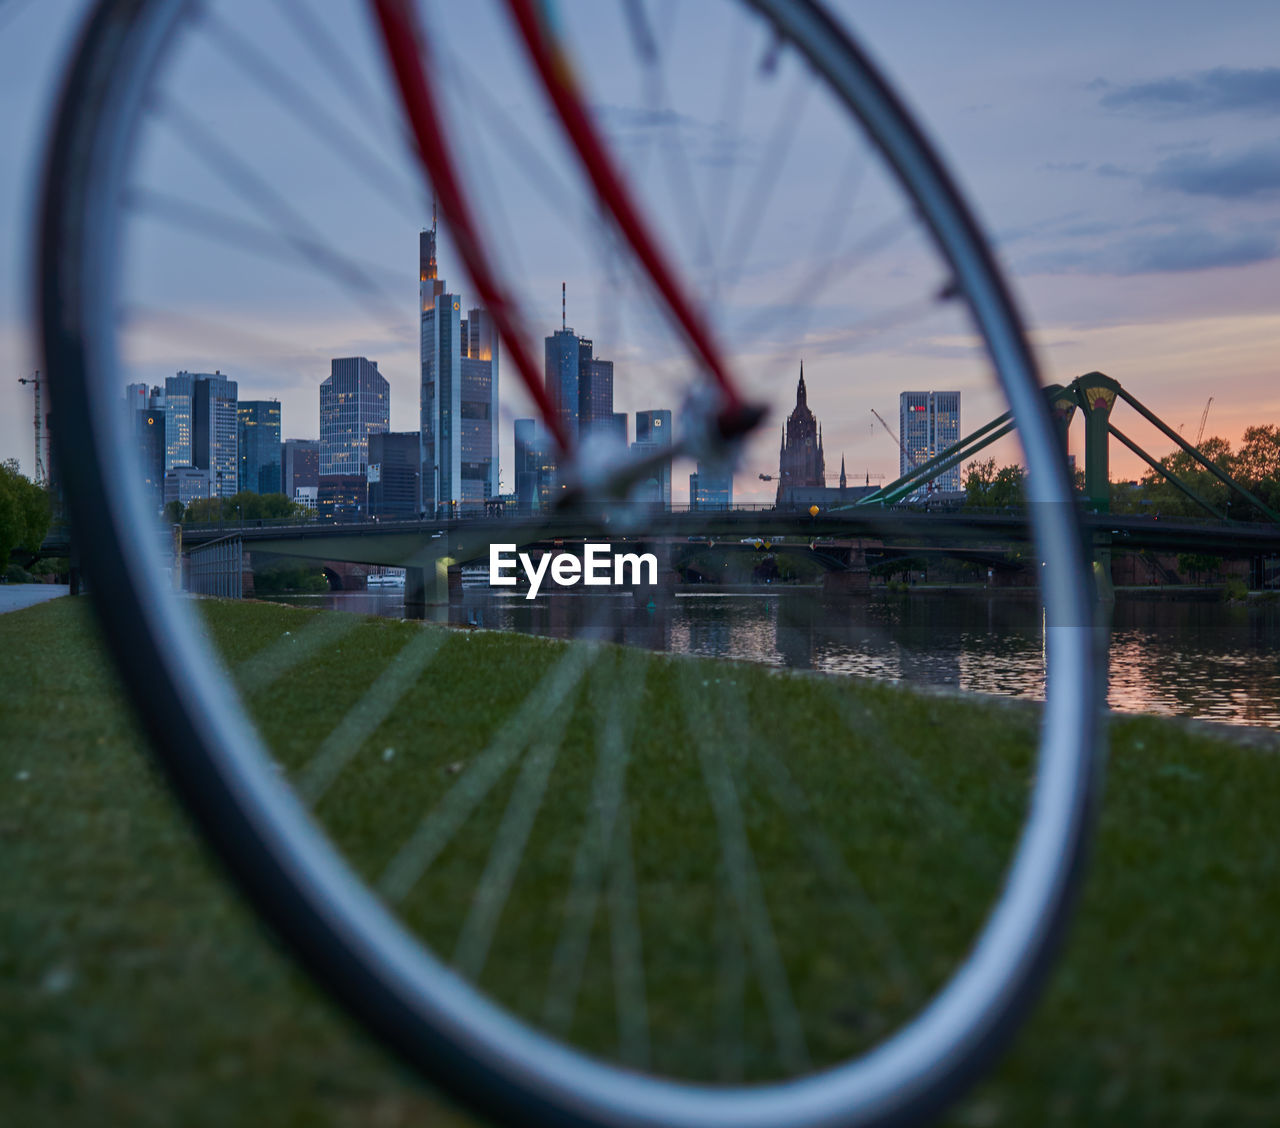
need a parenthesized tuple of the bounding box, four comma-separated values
(2, 596, 1278, 1126)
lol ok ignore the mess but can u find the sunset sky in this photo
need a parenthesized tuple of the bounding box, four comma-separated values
(2, 0, 1278, 501)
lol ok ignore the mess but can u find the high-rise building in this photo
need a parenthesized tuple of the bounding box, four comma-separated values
(163, 466, 213, 507)
(460, 306, 499, 504)
(190, 372, 239, 498)
(577, 336, 616, 439)
(237, 400, 282, 494)
(420, 221, 499, 512)
(281, 439, 319, 502)
(514, 418, 557, 513)
(632, 408, 673, 509)
(900, 390, 962, 492)
(544, 327, 580, 447)
(777, 364, 825, 504)
(320, 356, 389, 520)
(163, 372, 195, 471)
(368, 431, 421, 519)
(134, 406, 166, 514)
(690, 462, 733, 510)
(125, 382, 150, 414)
(610, 412, 628, 446)
(125, 384, 167, 513)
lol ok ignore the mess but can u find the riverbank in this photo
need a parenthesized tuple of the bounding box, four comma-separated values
(0, 581, 70, 614)
(3, 597, 1279, 1125)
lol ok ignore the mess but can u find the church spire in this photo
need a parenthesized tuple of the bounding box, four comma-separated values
(796, 360, 807, 409)
(839, 455, 847, 489)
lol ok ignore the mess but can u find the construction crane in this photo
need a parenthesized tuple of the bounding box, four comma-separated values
(17, 371, 45, 486)
(870, 407, 918, 468)
(1195, 397, 1213, 446)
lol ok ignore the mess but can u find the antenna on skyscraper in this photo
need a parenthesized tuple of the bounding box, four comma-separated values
(562, 281, 566, 332)
(432, 193, 437, 237)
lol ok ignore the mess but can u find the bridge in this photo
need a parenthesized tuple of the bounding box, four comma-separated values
(147, 505, 1277, 606)
(35, 371, 1279, 600)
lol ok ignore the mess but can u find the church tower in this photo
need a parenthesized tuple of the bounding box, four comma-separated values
(776, 362, 826, 504)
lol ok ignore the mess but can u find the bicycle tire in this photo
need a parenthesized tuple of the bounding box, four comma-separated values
(39, 1, 1104, 1125)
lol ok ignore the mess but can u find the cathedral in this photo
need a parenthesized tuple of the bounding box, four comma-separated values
(777, 363, 826, 503)
(774, 363, 876, 510)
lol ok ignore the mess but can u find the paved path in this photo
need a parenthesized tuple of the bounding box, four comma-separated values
(0, 585, 70, 613)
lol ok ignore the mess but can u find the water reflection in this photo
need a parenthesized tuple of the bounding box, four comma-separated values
(268, 588, 1280, 730)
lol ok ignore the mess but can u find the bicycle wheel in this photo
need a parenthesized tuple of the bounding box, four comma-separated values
(40, 1, 1102, 1125)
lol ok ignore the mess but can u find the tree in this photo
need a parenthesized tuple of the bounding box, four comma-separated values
(1231, 424, 1280, 519)
(219, 491, 299, 522)
(1177, 552, 1222, 584)
(163, 500, 184, 524)
(1132, 436, 1233, 519)
(0, 460, 52, 573)
(963, 457, 1026, 509)
(184, 497, 222, 525)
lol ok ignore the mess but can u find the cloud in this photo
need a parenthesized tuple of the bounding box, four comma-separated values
(1096, 162, 1134, 179)
(1121, 228, 1277, 272)
(1099, 66, 1280, 116)
(1041, 160, 1087, 173)
(1018, 225, 1279, 276)
(592, 102, 756, 168)
(1147, 140, 1280, 198)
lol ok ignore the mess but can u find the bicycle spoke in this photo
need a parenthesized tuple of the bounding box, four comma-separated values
(296, 628, 448, 805)
(378, 641, 595, 905)
(543, 647, 649, 1034)
(202, 11, 422, 217)
(452, 696, 578, 981)
(151, 99, 406, 328)
(607, 791, 650, 1070)
(125, 188, 404, 295)
(269, 0, 406, 140)
(714, 858, 746, 1081)
(715, 65, 812, 310)
(679, 675, 810, 1074)
(234, 611, 362, 695)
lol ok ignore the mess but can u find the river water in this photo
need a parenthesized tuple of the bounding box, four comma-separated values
(269, 587, 1280, 730)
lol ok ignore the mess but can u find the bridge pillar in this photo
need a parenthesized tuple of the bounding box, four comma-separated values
(69, 539, 82, 597)
(1079, 373, 1116, 513)
(1050, 388, 1078, 469)
(1092, 531, 1114, 602)
(404, 566, 429, 619)
(822, 540, 869, 593)
(823, 569, 869, 594)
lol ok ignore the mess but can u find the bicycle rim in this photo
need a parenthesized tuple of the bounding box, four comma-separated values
(40, 1, 1103, 1124)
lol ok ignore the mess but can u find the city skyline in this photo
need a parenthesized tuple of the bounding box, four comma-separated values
(4, 3, 1280, 501)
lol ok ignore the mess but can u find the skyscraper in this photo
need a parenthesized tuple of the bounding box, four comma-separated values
(610, 412, 628, 446)
(900, 390, 962, 492)
(577, 336, 616, 439)
(237, 400, 282, 494)
(420, 221, 499, 512)
(132, 400, 166, 514)
(690, 462, 733, 509)
(320, 357, 389, 520)
(368, 431, 421, 519)
(281, 438, 319, 501)
(460, 306, 499, 503)
(633, 409, 673, 509)
(190, 371, 239, 498)
(545, 327, 580, 446)
(777, 364, 825, 505)
(514, 417, 557, 513)
(163, 371, 195, 471)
